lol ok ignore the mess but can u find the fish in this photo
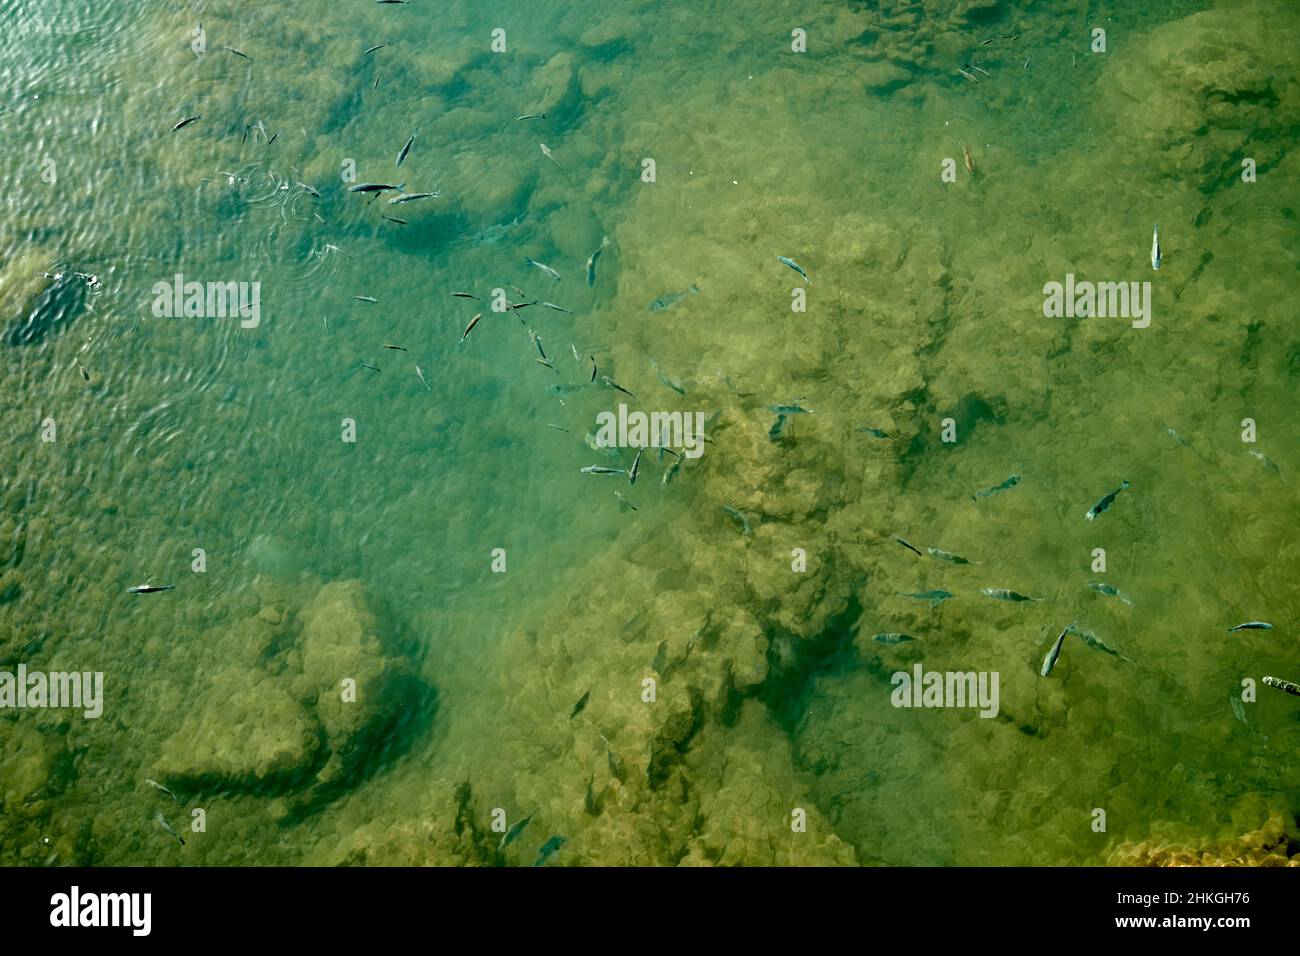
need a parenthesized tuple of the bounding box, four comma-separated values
(981, 588, 1038, 602)
(647, 285, 699, 312)
(958, 68, 980, 84)
(580, 466, 627, 476)
(1229, 693, 1248, 726)
(539, 143, 557, 164)
(962, 143, 975, 173)
(872, 633, 916, 645)
(893, 536, 923, 557)
(1263, 675, 1300, 697)
(458, 313, 482, 343)
(650, 359, 686, 395)
(128, 584, 174, 594)
(395, 130, 417, 167)
(225, 47, 251, 60)
(586, 236, 609, 287)
(352, 295, 378, 304)
(662, 457, 682, 487)
(546, 424, 568, 435)
(1228, 621, 1273, 632)
(600, 733, 625, 781)
(1087, 582, 1134, 606)
(539, 302, 572, 314)
(569, 690, 590, 720)
(1074, 627, 1131, 662)
(927, 547, 974, 565)
(525, 257, 561, 282)
(600, 375, 635, 398)
(628, 449, 643, 486)
(1084, 480, 1130, 521)
(894, 590, 956, 606)
(896, 590, 953, 606)
(266, 132, 278, 145)
(383, 344, 407, 351)
(348, 182, 405, 193)
(451, 291, 480, 300)
(1151, 224, 1161, 271)
(768, 414, 789, 442)
(528, 329, 548, 361)
(498, 811, 536, 851)
(362, 43, 388, 56)
(516, 113, 546, 121)
(532, 835, 567, 867)
(722, 506, 752, 536)
(967, 64, 991, 78)
(1247, 449, 1285, 481)
(777, 256, 810, 285)
(297, 182, 322, 197)
(360, 363, 381, 372)
(156, 813, 185, 846)
(614, 491, 638, 512)
(145, 779, 178, 802)
(858, 427, 890, 439)
(415, 365, 432, 392)
(387, 191, 439, 205)
(767, 403, 812, 415)
(590, 359, 597, 383)
(1040, 622, 1076, 678)
(171, 115, 201, 132)
(74, 358, 90, 381)
(972, 474, 1021, 501)
(382, 216, 408, 225)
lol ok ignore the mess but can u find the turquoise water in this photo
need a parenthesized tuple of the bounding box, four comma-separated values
(0, 0, 1297, 866)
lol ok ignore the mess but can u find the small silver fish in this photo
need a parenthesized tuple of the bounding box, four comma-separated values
(525, 257, 561, 281)
(662, 457, 682, 487)
(128, 584, 174, 594)
(1084, 480, 1130, 521)
(171, 115, 201, 132)
(927, 547, 974, 565)
(539, 143, 558, 164)
(767, 403, 812, 415)
(614, 490, 638, 512)
(981, 588, 1038, 602)
(896, 590, 953, 605)
(395, 129, 417, 167)
(1227, 621, 1273, 632)
(157, 813, 185, 846)
(858, 426, 890, 439)
(146, 779, 178, 802)
(650, 359, 686, 395)
(1040, 622, 1077, 678)
(415, 365, 432, 392)
(387, 191, 439, 204)
(777, 256, 810, 286)
(348, 182, 405, 193)
(516, 113, 546, 121)
(1074, 626, 1131, 662)
(972, 474, 1021, 501)
(580, 465, 627, 476)
(722, 505, 751, 536)
(1151, 224, 1161, 271)
(352, 295, 378, 303)
(1263, 675, 1300, 697)
(628, 449, 643, 486)
(647, 285, 698, 312)
(498, 811, 536, 851)
(586, 236, 609, 287)
(533, 835, 567, 867)
(872, 633, 916, 645)
(1086, 582, 1134, 606)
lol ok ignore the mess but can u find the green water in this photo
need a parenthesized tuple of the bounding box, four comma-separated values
(1, 0, 1297, 866)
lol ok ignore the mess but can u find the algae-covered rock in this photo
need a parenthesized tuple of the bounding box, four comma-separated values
(295, 579, 414, 790)
(0, 721, 59, 809)
(1108, 806, 1299, 867)
(154, 666, 321, 792)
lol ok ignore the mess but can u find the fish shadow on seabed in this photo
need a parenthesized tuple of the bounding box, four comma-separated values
(3, 272, 89, 346)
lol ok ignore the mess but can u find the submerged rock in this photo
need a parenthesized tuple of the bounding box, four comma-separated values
(154, 666, 322, 793)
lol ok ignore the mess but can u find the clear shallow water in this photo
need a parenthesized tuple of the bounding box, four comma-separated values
(0, 0, 1297, 866)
